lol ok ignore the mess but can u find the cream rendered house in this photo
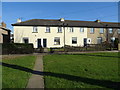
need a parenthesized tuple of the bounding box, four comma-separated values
(12, 18, 120, 48)
(0, 22, 11, 43)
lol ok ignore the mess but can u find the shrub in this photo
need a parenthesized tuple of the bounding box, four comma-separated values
(1, 43, 34, 54)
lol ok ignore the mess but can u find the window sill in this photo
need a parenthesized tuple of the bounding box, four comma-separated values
(32, 32, 38, 33)
(90, 33, 94, 34)
(54, 44, 60, 45)
(57, 32, 62, 33)
(45, 32, 50, 33)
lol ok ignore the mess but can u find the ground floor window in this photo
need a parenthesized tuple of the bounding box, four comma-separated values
(54, 37, 60, 45)
(23, 38, 29, 43)
(72, 37, 77, 44)
(97, 37, 102, 44)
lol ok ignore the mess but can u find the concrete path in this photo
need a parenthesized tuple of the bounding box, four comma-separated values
(26, 55, 44, 88)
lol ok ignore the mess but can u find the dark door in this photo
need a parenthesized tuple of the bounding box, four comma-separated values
(37, 39, 41, 48)
(84, 38, 87, 46)
(43, 39, 47, 47)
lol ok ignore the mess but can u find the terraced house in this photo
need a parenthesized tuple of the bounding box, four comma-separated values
(12, 18, 120, 48)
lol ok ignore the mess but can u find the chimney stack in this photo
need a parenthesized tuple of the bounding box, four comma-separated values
(17, 18, 22, 23)
(60, 18, 65, 22)
(1, 22, 6, 28)
(95, 19, 101, 23)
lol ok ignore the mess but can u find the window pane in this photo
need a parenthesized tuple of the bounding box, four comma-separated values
(80, 28, 84, 32)
(90, 28, 94, 33)
(109, 28, 113, 33)
(54, 37, 60, 45)
(58, 27, 62, 32)
(118, 29, 120, 34)
(23, 38, 29, 43)
(70, 27, 74, 32)
(33, 26, 38, 32)
(100, 28, 104, 33)
(72, 37, 77, 44)
(46, 27, 50, 32)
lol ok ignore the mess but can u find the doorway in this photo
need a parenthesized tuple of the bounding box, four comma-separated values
(43, 39, 47, 47)
(37, 39, 41, 48)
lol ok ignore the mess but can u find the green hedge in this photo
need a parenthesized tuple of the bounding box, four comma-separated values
(1, 43, 34, 54)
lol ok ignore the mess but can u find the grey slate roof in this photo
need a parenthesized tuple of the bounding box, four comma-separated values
(11, 19, 120, 28)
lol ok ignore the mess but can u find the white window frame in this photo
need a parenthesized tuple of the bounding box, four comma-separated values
(109, 28, 113, 33)
(58, 27, 62, 33)
(90, 28, 94, 34)
(69, 27, 74, 32)
(46, 27, 50, 33)
(80, 28, 84, 33)
(72, 37, 77, 44)
(54, 37, 60, 45)
(23, 37, 29, 44)
(33, 26, 38, 33)
(100, 28, 104, 34)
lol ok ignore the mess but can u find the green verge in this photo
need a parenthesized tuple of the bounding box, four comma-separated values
(2, 55, 36, 88)
(43, 52, 120, 88)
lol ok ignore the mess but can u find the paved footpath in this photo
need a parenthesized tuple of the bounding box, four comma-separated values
(26, 55, 44, 88)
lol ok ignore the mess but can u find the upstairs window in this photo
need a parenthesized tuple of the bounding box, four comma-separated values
(118, 29, 120, 34)
(54, 37, 60, 45)
(100, 28, 104, 34)
(72, 37, 77, 44)
(80, 28, 84, 32)
(58, 27, 62, 33)
(69, 27, 74, 32)
(46, 27, 50, 33)
(90, 28, 94, 34)
(23, 38, 29, 44)
(109, 28, 113, 33)
(33, 26, 38, 33)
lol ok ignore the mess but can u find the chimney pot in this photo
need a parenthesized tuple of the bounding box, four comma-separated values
(17, 18, 22, 23)
(1, 22, 6, 28)
(95, 19, 101, 23)
(60, 18, 65, 22)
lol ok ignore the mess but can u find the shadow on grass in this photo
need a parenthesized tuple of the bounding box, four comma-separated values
(1, 62, 119, 89)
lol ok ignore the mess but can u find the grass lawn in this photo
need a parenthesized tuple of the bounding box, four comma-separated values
(2, 55, 36, 88)
(43, 52, 120, 89)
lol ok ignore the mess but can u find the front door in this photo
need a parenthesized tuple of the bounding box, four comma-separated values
(43, 39, 47, 47)
(37, 39, 41, 48)
(84, 38, 87, 46)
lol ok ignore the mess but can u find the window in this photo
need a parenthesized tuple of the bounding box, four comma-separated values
(33, 26, 38, 32)
(72, 37, 77, 44)
(54, 37, 60, 45)
(23, 38, 29, 44)
(97, 37, 102, 44)
(100, 28, 104, 34)
(58, 27, 62, 33)
(118, 29, 120, 34)
(80, 28, 84, 32)
(69, 27, 74, 32)
(90, 28, 94, 33)
(46, 27, 50, 33)
(109, 28, 113, 33)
